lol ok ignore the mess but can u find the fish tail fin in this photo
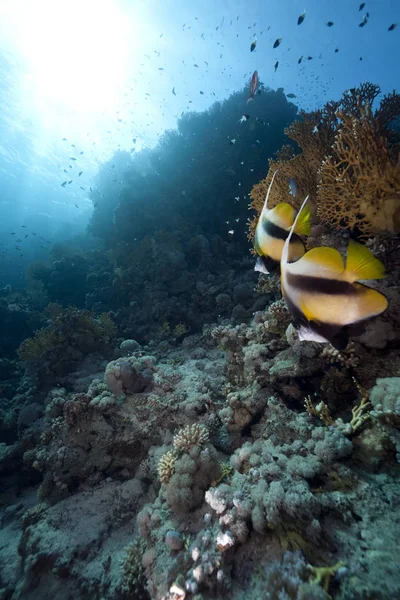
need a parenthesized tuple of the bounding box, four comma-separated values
(260, 168, 279, 219)
(354, 283, 388, 317)
(293, 203, 311, 236)
(345, 240, 386, 282)
(281, 195, 309, 267)
(247, 96, 255, 104)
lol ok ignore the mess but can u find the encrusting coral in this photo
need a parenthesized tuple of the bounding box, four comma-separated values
(248, 82, 400, 240)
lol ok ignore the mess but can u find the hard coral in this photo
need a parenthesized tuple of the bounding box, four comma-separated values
(163, 445, 220, 513)
(157, 449, 177, 484)
(105, 357, 153, 396)
(17, 305, 117, 379)
(173, 423, 209, 451)
(63, 393, 90, 428)
(370, 377, 400, 428)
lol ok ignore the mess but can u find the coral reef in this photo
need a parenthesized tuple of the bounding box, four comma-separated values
(1, 287, 400, 600)
(0, 82, 400, 600)
(17, 304, 117, 384)
(318, 101, 400, 236)
(248, 82, 400, 239)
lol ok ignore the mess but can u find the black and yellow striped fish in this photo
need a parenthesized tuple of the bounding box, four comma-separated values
(254, 169, 311, 274)
(281, 196, 388, 349)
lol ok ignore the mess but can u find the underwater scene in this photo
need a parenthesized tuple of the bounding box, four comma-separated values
(0, 0, 399, 598)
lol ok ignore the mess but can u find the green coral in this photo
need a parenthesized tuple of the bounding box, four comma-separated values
(17, 327, 66, 361)
(18, 305, 117, 362)
(99, 312, 118, 338)
(172, 322, 190, 338)
(120, 538, 149, 599)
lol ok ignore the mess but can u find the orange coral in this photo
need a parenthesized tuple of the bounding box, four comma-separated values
(248, 115, 327, 241)
(248, 83, 400, 242)
(317, 102, 400, 236)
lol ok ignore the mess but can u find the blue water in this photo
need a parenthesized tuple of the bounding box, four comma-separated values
(0, 0, 398, 287)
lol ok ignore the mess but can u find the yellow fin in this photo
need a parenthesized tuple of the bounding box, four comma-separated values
(293, 203, 311, 236)
(354, 284, 388, 317)
(299, 296, 321, 323)
(273, 203, 295, 229)
(345, 240, 386, 282)
(287, 238, 306, 262)
(300, 247, 344, 274)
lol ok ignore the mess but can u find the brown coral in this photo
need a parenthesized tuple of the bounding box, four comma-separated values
(248, 83, 400, 242)
(317, 102, 400, 236)
(248, 121, 322, 241)
(321, 342, 359, 369)
(63, 394, 90, 428)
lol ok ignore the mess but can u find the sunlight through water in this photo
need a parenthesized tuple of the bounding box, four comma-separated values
(4, 0, 131, 114)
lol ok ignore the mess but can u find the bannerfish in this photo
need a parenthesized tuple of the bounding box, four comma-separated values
(247, 70, 258, 102)
(280, 195, 388, 350)
(253, 169, 311, 274)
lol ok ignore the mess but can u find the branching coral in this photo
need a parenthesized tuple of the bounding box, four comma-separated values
(305, 378, 371, 436)
(308, 561, 345, 597)
(18, 327, 65, 361)
(173, 423, 209, 451)
(317, 102, 400, 236)
(120, 538, 149, 599)
(248, 131, 321, 240)
(157, 450, 177, 484)
(157, 424, 220, 513)
(320, 342, 360, 369)
(17, 305, 117, 377)
(248, 83, 400, 241)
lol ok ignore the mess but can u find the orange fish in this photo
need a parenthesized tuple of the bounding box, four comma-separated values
(248, 70, 258, 102)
